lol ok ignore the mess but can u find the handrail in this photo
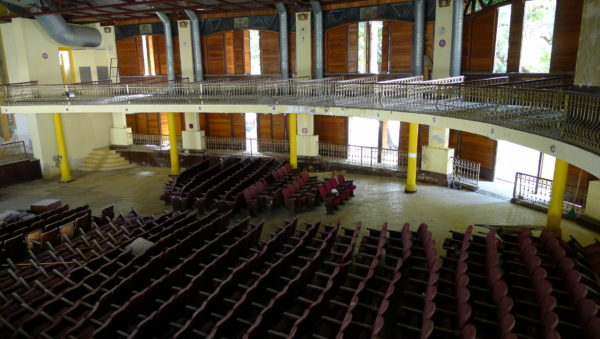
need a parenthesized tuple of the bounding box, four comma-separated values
(2, 79, 600, 159)
(0, 141, 29, 164)
(512, 171, 587, 216)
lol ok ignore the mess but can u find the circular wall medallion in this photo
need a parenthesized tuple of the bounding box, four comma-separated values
(188, 123, 194, 129)
(438, 40, 446, 47)
(302, 127, 308, 134)
(42, 52, 48, 59)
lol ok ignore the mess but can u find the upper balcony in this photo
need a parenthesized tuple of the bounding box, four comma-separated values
(1, 75, 599, 175)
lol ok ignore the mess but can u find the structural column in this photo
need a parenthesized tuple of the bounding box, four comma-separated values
(110, 113, 133, 146)
(289, 113, 298, 169)
(421, 126, 454, 176)
(167, 112, 180, 175)
(405, 123, 419, 193)
(293, 11, 319, 158)
(53, 113, 72, 182)
(178, 18, 205, 151)
(547, 159, 569, 236)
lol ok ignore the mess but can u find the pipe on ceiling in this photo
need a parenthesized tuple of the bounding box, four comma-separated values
(309, 1, 323, 79)
(32, 8, 102, 47)
(184, 9, 203, 82)
(412, 0, 424, 76)
(450, 0, 464, 77)
(274, 3, 289, 79)
(156, 11, 176, 82)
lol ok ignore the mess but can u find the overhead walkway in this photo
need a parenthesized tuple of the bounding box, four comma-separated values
(1, 76, 599, 175)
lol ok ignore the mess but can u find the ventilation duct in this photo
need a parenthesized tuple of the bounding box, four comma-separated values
(275, 3, 289, 79)
(184, 9, 203, 82)
(310, 1, 323, 79)
(450, 0, 464, 77)
(156, 12, 175, 82)
(0, 0, 102, 47)
(412, 0, 424, 76)
(34, 12, 102, 47)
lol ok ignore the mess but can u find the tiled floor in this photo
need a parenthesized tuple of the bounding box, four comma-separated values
(1, 166, 598, 249)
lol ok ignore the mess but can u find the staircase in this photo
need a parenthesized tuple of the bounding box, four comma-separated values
(80, 148, 135, 171)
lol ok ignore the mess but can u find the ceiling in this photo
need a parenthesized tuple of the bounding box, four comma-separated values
(0, 0, 351, 24)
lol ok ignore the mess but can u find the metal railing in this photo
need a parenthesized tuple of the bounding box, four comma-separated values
(0, 141, 29, 164)
(205, 137, 289, 157)
(512, 172, 587, 216)
(448, 157, 481, 190)
(319, 142, 411, 171)
(2, 79, 600, 159)
(131, 134, 175, 150)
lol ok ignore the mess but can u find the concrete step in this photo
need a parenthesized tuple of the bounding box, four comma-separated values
(79, 148, 134, 171)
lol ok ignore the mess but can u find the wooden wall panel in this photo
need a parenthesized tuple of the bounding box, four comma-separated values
(135, 114, 148, 134)
(150, 35, 182, 76)
(461, 18, 472, 71)
(465, 10, 498, 72)
(272, 115, 287, 140)
(233, 30, 246, 74)
(347, 23, 359, 73)
(550, 0, 584, 73)
(205, 113, 233, 137)
(314, 115, 347, 145)
(146, 113, 161, 135)
(225, 31, 235, 74)
(260, 30, 281, 74)
(258, 114, 272, 140)
(204, 113, 245, 138)
(126, 114, 137, 133)
(449, 130, 497, 181)
(507, 0, 525, 72)
(258, 114, 287, 140)
(389, 21, 413, 73)
(325, 25, 349, 73)
(203, 33, 227, 74)
(232, 113, 246, 139)
(116, 36, 143, 76)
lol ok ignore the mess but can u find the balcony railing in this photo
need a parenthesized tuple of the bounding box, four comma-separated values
(319, 142, 411, 172)
(512, 172, 587, 216)
(2, 79, 600, 159)
(448, 157, 481, 190)
(0, 141, 29, 164)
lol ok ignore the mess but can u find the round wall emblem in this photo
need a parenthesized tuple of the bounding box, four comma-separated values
(188, 123, 194, 129)
(302, 127, 308, 134)
(42, 52, 48, 59)
(438, 40, 446, 47)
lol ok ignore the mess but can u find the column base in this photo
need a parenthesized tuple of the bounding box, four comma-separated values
(110, 127, 133, 146)
(421, 146, 455, 175)
(182, 130, 206, 151)
(297, 134, 318, 157)
(405, 187, 417, 194)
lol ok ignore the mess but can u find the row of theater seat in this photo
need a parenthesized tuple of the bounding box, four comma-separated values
(2, 199, 600, 338)
(319, 174, 356, 214)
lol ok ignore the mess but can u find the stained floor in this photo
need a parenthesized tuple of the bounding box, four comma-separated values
(0, 166, 598, 249)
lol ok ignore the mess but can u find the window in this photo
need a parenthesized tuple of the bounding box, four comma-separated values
(386, 121, 400, 150)
(493, 5, 512, 73)
(141, 35, 156, 76)
(249, 30, 261, 75)
(349, 117, 379, 147)
(519, 0, 556, 73)
(357, 21, 383, 74)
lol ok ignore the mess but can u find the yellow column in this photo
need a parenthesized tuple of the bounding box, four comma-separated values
(53, 113, 73, 182)
(547, 159, 569, 236)
(405, 123, 419, 193)
(289, 113, 298, 169)
(168, 112, 180, 175)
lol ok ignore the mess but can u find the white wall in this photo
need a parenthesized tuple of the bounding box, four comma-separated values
(0, 18, 113, 177)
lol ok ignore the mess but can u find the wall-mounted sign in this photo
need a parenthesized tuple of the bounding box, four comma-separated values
(439, 39, 446, 47)
(188, 123, 194, 129)
(439, 0, 451, 7)
(42, 53, 48, 59)
(302, 128, 308, 134)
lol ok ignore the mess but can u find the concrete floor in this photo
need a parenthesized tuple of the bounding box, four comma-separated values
(1, 166, 598, 250)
